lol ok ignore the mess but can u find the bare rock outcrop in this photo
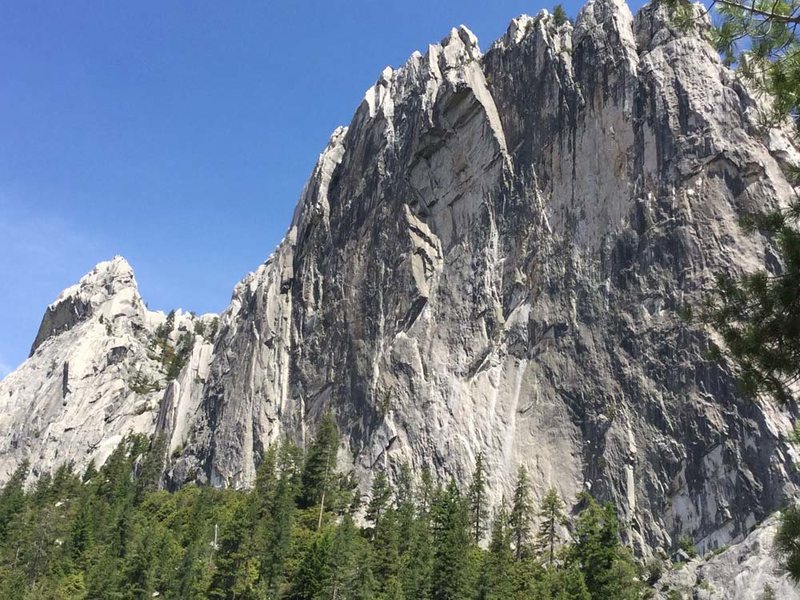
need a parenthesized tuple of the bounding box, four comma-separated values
(0, 257, 216, 480)
(2, 3, 799, 590)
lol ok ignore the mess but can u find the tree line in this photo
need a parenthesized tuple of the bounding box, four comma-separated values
(0, 414, 649, 599)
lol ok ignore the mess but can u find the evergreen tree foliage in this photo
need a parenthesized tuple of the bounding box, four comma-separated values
(366, 470, 392, 531)
(372, 507, 402, 597)
(509, 466, 534, 560)
(401, 482, 434, 600)
(394, 462, 417, 548)
(775, 504, 800, 582)
(134, 434, 167, 501)
(0, 461, 28, 544)
(468, 452, 489, 544)
(477, 503, 514, 600)
(299, 412, 339, 513)
(538, 565, 591, 600)
(553, 4, 569, 26)
(566, 494, 643, 600)
(536, 487, 568, 567)
(287, 529, 333, 600)
(0, 435, 653, 599)
(431, 479, 472, 600)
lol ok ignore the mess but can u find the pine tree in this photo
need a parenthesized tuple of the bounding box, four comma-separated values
(366, 470, 392, 531)
(373, 507, 403, 597)
(207, 494, 257, 599)
(539, 564, 591, 600)
(468, 452, 489, 544)
(535, 487, 567, 567)
(477, 503, 514, 600)
(253, 444, 278, 519)
(401, 484, 434, 600)
(552, 4, 569, 26)
(288, 530, 334, 600)
(329, 514, 377, 600)
(177, 541, 215, 600)
(776, 504, 800, 582)
(69, 499, 95, 564)
(509, 466, 534, 560)
(0, 461, 28, 543)
(566, 494, 642, 600)
(82, 459, 98, 483)
(299, 412, 340, 527)
(394, 462, 416, 551)
(418, 466, 435, 514)
(135, 435, 166, 502)
(431, 479, 472, 600)
(263, 442, 302, 596)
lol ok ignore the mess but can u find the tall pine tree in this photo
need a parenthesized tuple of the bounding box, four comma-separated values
(299, 412, 340, 530)
(535, 487, 567, 567)
(566, 494, 642, 600)
(431, 479, 472, 600)
(468, 452, 489, 544)
(509, 466, 534, 560)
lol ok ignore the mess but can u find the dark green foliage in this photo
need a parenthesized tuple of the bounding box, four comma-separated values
(0, 435, 650, 599)
(193, 317, 219, 344)
(468, 452, 489, 544)
(299, 412, 340, 512)
(538, 565, 591, 600)
(135, 435, 167, 501)
(553, 4, 569, 26)
(536, 487, 568, 567)
(431, 479, 473, 600)
(366, 470, 392, 530)
(0, 461, 28, 543)
(477, 502, 514, 600)
(776, 505, 800, 581)
(509, 466, 534, 560)
(151, 309, 195, 382)
(566, 494, 643, 600)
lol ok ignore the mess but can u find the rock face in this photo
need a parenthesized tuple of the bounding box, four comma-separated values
(0, 257, 216, 481)
(2, 0, 799, 581)
(655, 514, 798, 599)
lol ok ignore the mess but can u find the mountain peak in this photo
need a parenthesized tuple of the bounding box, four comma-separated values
(30, 256, 142, 356)
(4, 3, 800, 594)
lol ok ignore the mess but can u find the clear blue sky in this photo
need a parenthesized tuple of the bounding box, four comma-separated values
(0, 0, 646, 376)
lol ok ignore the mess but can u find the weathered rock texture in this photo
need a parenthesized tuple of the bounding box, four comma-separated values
(655, 514, 797, 599)
(0, 257, 216, 480)
(2, 0, 800, 584)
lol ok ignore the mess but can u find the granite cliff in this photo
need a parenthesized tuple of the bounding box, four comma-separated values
(2, 0, 799, 594)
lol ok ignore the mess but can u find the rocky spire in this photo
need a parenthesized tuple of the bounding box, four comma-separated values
(29, 256, 143, 355)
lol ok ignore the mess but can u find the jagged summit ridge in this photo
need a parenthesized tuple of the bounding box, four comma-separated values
(2, 257, 216, 482)
(169, 0, 800, 546)
(29, 256, 140, 356)
(2, 4, 800, 594)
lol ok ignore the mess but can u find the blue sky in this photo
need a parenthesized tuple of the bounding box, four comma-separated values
(0, 0, 647, 376)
